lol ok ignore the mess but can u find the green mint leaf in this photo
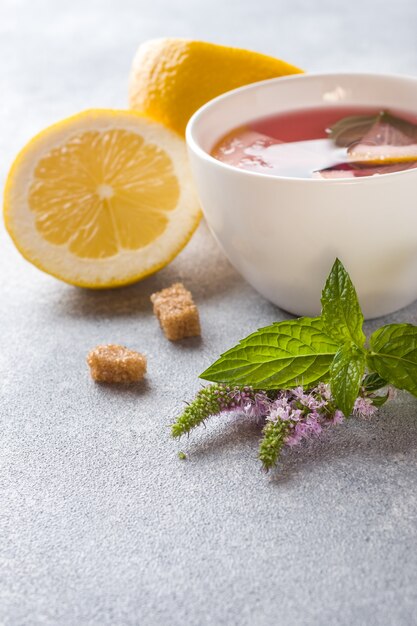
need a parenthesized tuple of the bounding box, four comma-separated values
(328, 113, 378, 147)
(378, 112, 417, 141)
(200, 317, 339, 389)
(368, 324, 417, 396)
(362, 372, 387, 392)
(328, 111, 417, 147)
(321, 258, 365, 347)
(330, 344, 366, 416)
(370, 392, 390, 408)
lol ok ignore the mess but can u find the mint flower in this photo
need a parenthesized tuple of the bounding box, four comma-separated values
(332, 410, 345, 425)
(263, 384, 336, 453)
(259, 420, 291, 471)
(172, 384, 270, 438)
(172, 379, 393, 471)
(353, 396, 377, 418)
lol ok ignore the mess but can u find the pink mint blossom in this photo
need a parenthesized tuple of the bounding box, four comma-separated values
(292, 387, 306, 400)
(316, 382, 332, 401)
(216, 386, 271, 419)
(267, 396, 292, 422)
(353, 396, 377, 419)
(213, 378, 386, 450)
(332, 410, 345, 425)
(263, 381, 381, 450)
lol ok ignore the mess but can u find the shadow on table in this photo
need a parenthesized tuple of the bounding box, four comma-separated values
(183, 415, 264, 460)
(275, 399, 417, 481)
(52, 257, 242, 320)
(90, 377, 152, 397)
(45, 221, 243, 319)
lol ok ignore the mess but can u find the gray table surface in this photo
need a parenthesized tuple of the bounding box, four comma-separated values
(1, 1, 417, 625)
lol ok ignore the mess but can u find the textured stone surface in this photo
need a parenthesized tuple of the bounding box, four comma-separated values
(1, 1, 417, 624)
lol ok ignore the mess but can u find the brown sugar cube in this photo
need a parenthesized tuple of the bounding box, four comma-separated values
(150, 283, 201, 341)
(87, 344, 147, 383)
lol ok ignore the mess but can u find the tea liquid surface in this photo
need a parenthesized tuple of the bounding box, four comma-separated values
(211, 106, 417, 179)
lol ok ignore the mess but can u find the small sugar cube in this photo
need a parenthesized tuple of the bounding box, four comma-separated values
(87, 344, 147, 383)
(150, 283, 201, 341)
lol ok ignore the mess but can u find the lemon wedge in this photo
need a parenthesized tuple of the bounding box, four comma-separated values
(4, 109, 200, 287)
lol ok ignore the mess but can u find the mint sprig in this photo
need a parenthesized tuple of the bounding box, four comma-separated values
(200, 259, 417, 414)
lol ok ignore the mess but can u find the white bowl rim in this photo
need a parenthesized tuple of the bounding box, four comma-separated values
(186, 71, 417, 184)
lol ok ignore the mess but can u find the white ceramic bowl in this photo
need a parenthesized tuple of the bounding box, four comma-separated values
(186, 73, 417, 319)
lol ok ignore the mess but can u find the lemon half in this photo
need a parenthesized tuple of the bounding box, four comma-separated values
(4, 109, 200, 287)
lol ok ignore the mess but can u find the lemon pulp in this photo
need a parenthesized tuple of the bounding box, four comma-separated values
(29, 129, 180, 259)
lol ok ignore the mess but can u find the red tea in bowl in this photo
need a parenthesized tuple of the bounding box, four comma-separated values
(211, 106, 417, 179)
